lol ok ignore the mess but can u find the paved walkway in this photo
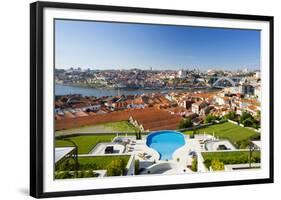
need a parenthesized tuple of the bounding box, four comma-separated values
(224, 163, 261, 171)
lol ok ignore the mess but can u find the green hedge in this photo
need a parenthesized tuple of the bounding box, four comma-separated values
(202, 151, 260, 169)
(55, 170, 99, 179)
(191, 157, 197, 172)
(55, 156, 130, 178)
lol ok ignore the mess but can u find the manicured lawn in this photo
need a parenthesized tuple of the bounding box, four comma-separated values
(202, 151, 260, 168)
(78, 156, 130, 170)
(55, 135, 115, 154)
(56, 121, 140, 136)
(183, 122, 259, 148)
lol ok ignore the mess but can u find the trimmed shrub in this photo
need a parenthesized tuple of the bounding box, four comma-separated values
(56, 159, 76, 171)
(55, 170, 98, 179)
(178, 118, 192, 129)
(202, 151, 260, 169)
(236, 139, 251, 149)
(211, 160, 224, 171)
(106, 159, 127, 176)
(191, 157, 198, 172)
(204, 114, 219, 123)
(55, 171, 72, 179)
(83, 170, 96, 178)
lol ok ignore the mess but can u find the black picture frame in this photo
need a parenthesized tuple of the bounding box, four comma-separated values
(30, 1, 274, 198)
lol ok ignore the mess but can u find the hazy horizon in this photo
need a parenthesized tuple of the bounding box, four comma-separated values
(55, 66, 259, 72)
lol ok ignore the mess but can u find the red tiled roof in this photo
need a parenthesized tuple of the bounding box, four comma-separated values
(63, 111, 75, 119)
(75, 111, 88, 117)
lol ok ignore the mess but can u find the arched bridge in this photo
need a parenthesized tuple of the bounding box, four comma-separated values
(211, 77, 242, 88)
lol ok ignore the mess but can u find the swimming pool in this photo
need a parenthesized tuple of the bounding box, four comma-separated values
(146, 130, 186, 160)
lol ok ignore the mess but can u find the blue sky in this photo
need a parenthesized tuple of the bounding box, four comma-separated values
(55, 19, 260, 71)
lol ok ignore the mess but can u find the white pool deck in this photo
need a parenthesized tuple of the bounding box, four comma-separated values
(63, 133, 258, 175)
(109, 134, 215, 174)
(89, 143, 125, 155)
(205, 139, 236, 151)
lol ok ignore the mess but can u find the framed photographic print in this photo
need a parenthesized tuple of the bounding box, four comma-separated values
(30, 1, 274, 198)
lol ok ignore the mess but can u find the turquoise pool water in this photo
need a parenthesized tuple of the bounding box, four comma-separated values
(146, 130, 186, 160)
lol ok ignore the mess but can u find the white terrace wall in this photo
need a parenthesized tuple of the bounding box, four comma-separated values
(227, 119, 260, 133)
(126, 154, 135, 176)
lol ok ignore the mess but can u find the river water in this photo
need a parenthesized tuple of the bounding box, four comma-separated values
(55, 84, 218, 98)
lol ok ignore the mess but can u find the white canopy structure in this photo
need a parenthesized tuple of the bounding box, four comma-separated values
(55, 147, 75, 164)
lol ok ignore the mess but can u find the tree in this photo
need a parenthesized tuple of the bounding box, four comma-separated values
(223, 111, 237, 121)
(204, 114, 218, 123)
(190, 127, 197, 138)
(178, 118, 193, 129)
(238, 111, 260, 129)
(239, 112, 253, 124)
(243, 118, 254, 127)
(136, 131, 142, 140)
(255, 110, 261, 122)
(252, 121, 260, 129)
(253, 111, 261, 129)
